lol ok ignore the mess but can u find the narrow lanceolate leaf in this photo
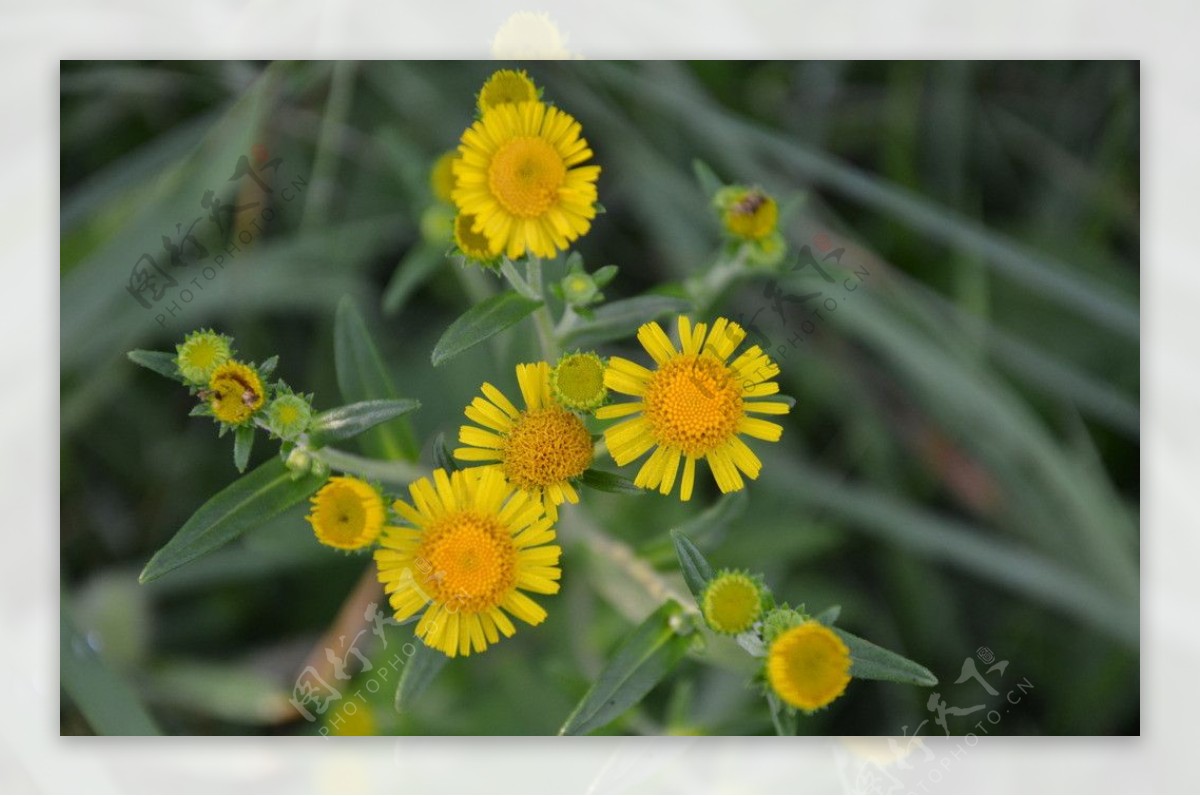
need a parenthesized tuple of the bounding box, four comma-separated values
(559, 602, 694, 736)
(832, 628, 938, 687)
(579, 468, 642, 495)
(432, 432, 458, 473)
(127, 349, 184, 383)
(394, 640, 449, 713)
(334, 297, 420, 461)
(430, 291, 543, 367)
(61, 615, 161, 735)
(308, 399, 422, 447)
(559, 295, 693, 349)
(669, 529, 715, 603)
(233, 425, 255, 473)
(139, 459, 325, 584)
(814, 605, 842, 625)
(693, 158, 725, 199)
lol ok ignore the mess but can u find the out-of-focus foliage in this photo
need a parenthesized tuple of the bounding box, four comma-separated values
(60, 61, 1138, 735)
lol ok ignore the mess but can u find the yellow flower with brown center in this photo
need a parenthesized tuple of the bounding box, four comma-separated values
(451, 100, 600, 260)
(429, 151, 458, 204)
(721, 187, 778, 241)
(454, 362, 593, 520)
(453, 212, 499, 264)
(306, 476, 387, 551)
(766, 621, 852, 712)
(374, 467, 562, 657)
(476, 69, 538, 113)
(206, 361, 265, 425)
(596, 316, 790, 500)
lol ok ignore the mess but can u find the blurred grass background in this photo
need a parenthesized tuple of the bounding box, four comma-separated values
(59, 60, 1138, 735)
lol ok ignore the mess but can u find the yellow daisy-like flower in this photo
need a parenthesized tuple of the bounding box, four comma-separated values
(207, 361, 265, 425)
(176, 329, 232, 384)
(766, 621, 852, 712)
(454, 362, 593, 521)
(701, 570, 764, 635)
(550, 350, 608, 412)
(721, 187, 778, 241)
(429, 151, 458, 204)
(452, 101, 600, 260)
(306, 476, 387, 551)
(477, 69, 538, 113)
(453, 212, 499, 264)
(596, 316, 790, 500)
(374, 467, 562, 657)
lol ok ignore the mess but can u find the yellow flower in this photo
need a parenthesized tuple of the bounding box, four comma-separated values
(476, 69, 538, 113)
(453, 212, 499, 264)
(374, 467, 562, 657)
(452, 101, 600, 260)
(454, 362, 593, 521)
(720, 187, 778, 241)
(701, 570, 764, 635)
(596, 316, 790, 500)
(429, 151, 458, 204)
(207, 361, 265, 425)
(766, 621, 852, 712)
(550, 351, 608, 412)
(306, 476, 387, 551)
(176, 329, 232, 384)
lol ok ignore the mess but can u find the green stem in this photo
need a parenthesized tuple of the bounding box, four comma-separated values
(525, 256, 560, 360)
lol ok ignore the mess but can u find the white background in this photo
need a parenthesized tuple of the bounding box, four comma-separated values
(6, 0, 1195, 792)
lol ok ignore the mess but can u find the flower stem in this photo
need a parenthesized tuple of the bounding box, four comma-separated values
(525, 256, 560, 360)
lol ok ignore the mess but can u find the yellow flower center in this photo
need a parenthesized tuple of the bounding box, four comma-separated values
(702, 573, 762, 635)
(454, 213, 496, 260)
(642, 355, 743, 457)
(208, 362, 265, 425)
(724, 190, 778, 240)
(418, 511, 517, 612)
(767, 622, 852, 712)
(552, 353, 607, 411)
(478, 70, 538, 111)
(488, 137, 566, 218)
(308, 478, 384, 550)
(501, 406, 593, 491)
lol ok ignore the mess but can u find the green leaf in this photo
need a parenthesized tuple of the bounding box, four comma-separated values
(432, 431, 459, 473)
(560, 295, 692, 349)
(669, 529, 715, 602)
(127, 349, 183, 383)
(579, 468, 642, 495)
(383, 243, 447, 316)
(430, 291, 543, 367)
(814, 605, 842, 625)
(692, 158, 725, 199)
(831, 628, 938, 687)
(767, 692, 797, 737)
(394, 640, 449, 713)
(139, 458, 325, 583)
(61, 614, 161, 735)
(308, 399, 422, 447)
(258, 355, 279, 379)
(559, 602, 694, 735)
(334, 297, 420, 461)
(592, 264, 619, 288)
(233, 425, 255, 473)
